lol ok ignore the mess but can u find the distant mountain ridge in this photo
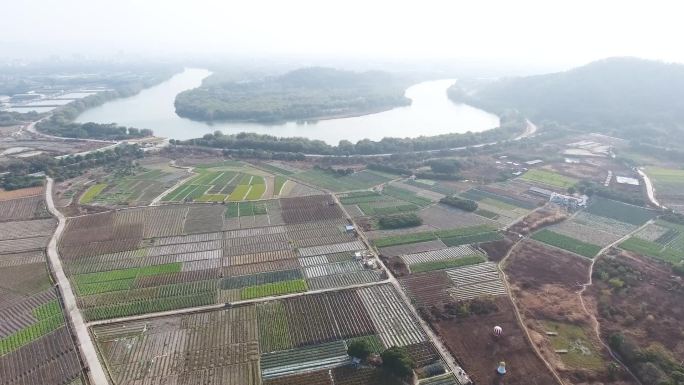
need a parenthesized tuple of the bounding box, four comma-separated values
(448, 57, 684, 141)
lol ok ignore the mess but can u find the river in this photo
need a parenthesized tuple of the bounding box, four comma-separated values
(76, 68, 500, 145)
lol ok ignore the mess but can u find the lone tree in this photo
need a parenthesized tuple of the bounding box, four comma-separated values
(347, 340, 372, 360)
(381, 346, 415, 379)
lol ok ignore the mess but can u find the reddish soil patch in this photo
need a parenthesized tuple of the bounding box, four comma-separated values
(586, 251, 684, 361)
(432, 297, 559, 385)
(505, 240, 591, 290)
(0, 186, 44, 201)
(508, 206, 568, 236)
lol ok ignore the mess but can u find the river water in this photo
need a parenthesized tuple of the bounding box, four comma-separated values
(76, 68, 499, 145)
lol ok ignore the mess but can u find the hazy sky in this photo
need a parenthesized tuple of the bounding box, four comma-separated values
(3, 0, 683, 68)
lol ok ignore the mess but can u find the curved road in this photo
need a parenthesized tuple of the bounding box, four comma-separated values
(45, 178, 109, 385)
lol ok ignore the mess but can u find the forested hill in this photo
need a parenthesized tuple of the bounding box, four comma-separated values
(174, 67, 412, 123)
(448, 57, 684, 144)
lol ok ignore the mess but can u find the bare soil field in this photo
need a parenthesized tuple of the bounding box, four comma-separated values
(505, 241, 636, 384)
(0, 186, 44, 201)
(504, 240, 590, 290)
(419, 204, 492, 230)
(433, 297, 559, 385)
(479, 237, 515, 262)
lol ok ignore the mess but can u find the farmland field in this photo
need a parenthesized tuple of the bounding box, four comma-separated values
(645, 167, 684, 212)
(531, 229, 602, 258)
(93, 285, 449, 384)
(0, 194, 86, 385)
(84, 166, 187, 206)
(519, 169, 578, 189)
(57, 196, 385, 320)
(162, 162, 280, 202)
(619, 220, 684, 264)
(294, 169, 391, 192)
(585, 197, 657, 226)
(79, 183, 107, 204)
(373, 224, 499, 248)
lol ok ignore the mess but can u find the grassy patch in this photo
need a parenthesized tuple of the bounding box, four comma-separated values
(619, 237, 682, 264)
(544, 321, 604, 370)
(245, 183, 266, 200)
(410, 254, 486, 273)
(373, 224, 499, 248)
(227, 185, 250, 201)
(79, 183, 107, 204)
(274, 176, 287, 195)
(520, 169, 578, 189)
(532, 229, 602, 258)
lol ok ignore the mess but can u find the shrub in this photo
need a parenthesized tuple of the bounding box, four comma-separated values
(440, 196, 478, 211)
(378, 213, 422, 229)
(381, 346, 415, 378)
(348, 340, 372, 360)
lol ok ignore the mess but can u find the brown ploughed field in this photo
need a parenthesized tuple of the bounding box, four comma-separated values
(433, 297, 559, 385)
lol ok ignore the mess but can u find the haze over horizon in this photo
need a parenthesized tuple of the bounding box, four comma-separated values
(3, 0, 684, 72)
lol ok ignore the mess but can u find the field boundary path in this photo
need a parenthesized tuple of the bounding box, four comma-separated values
(150, 161, 195, 205)
(575, 220, 654, 385)
(498, 241, 565, 385)
(329, 193, 472, 385)
(45, 178, 110, 385)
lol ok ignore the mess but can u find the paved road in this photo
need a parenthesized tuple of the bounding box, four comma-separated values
(638, 168, 664, 209)
(45, 178, 110, 385)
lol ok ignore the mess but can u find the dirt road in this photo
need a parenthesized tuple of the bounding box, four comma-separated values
(45, 178, 110, 385)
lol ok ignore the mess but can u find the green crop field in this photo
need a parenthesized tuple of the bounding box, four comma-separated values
(274, 176, 287, 195)
(619, 220, 684, 264)
(532, 229, 602, 258)
(441, 232, 503, 247)
(74, 263, 181, 295)
(410, 254, 486, 273)
(520, 169, 578, 189)
(0, 300, 65, 355)
(162, 168, 269, 202)
(586, 197, 657, 226)
(241, 279, 308, 300)
(79, 183, 107, 204)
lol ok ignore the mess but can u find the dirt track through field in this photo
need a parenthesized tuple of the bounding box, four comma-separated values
(45, 178, 109, 385)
